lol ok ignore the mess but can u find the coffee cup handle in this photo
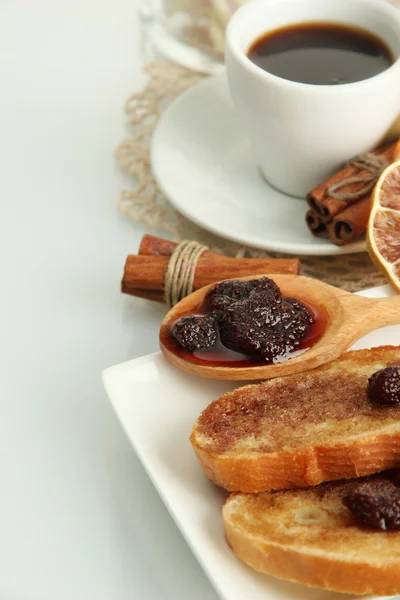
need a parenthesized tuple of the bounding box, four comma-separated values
(386, 113, 400, 142)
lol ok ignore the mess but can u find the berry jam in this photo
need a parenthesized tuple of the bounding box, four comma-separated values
(343, 478, 400, 531)
(161, 278, 328, 368)
(367, 366, 400, 406)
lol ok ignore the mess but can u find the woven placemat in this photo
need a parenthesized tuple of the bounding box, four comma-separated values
(114, 60, 387, 292)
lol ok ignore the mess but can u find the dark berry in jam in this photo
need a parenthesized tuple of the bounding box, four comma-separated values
(172, 315, 217, 351)
(276, 297, 315, 346)
(208, 277, 281, 312)
(217, 289, 314, 362)
(208, 293, 232, 313)
(343, 479, 400, 531)
(367, 366, 400, 406)
(169, 277, 316, 363)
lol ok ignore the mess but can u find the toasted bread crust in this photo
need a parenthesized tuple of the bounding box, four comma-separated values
(193, 429, 400, 492)
(191, 346, 400, 492)
(225, 520, 400, 595)
(223, 477, 400, 595)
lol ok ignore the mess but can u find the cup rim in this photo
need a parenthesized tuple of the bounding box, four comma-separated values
(226, 0, 400, 92)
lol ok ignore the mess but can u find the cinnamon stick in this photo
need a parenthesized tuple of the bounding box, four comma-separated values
(307, 142, 396, 223)
(327, 196, 371, 246)
(139, 235, 179, 257)
(305, 210, 328, 238)
(122, 235, 301, 302)
(122, 254, 300, 294)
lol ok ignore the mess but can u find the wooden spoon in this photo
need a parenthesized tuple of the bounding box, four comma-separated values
(159, 274, 400, 380)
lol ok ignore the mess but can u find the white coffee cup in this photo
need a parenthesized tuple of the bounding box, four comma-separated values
(225, 0, 400, 197)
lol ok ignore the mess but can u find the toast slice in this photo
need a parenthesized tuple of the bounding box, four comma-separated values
(190, 346, 400, 492)
(223, 473, 400, 596)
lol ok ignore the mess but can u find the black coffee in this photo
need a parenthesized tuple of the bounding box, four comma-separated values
(247, 22, 393, 85)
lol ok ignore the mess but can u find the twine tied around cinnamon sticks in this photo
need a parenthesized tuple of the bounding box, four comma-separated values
(121, 235, 300, 304)
(326, 152, 390, 201)
(164, 240, 208, 307)
(306, 141, 398, 246)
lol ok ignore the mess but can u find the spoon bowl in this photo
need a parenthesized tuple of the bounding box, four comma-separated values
(159, 274, 400, 380)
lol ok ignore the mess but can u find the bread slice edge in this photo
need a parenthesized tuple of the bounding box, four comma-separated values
(223, 496, 400, 596)
(191, 425, 400, 492)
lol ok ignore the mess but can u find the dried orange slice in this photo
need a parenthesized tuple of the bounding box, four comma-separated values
(394, 137, 400, 162)
(368, 160, 400, 292)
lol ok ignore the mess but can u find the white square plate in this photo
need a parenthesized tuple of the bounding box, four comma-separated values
(103, 285, 399, 600)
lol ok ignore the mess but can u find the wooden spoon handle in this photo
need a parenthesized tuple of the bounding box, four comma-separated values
(362, 294, 400, 329)
(346, 294, 400, 337)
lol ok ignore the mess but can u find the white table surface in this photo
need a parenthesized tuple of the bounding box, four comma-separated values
(0, 1, 218, 598)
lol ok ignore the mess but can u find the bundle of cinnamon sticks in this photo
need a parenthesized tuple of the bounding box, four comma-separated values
(122, 235, 300, 303)
(306, 141, 399, 246)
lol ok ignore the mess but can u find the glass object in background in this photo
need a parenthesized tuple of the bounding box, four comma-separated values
(138, 0, 245, 73)
(139, 0, 400, 74)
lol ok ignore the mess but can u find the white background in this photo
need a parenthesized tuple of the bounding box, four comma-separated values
(0, 0, 218, 598)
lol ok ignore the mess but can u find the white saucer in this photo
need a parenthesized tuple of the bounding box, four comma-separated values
(151, 73, 367, 256)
